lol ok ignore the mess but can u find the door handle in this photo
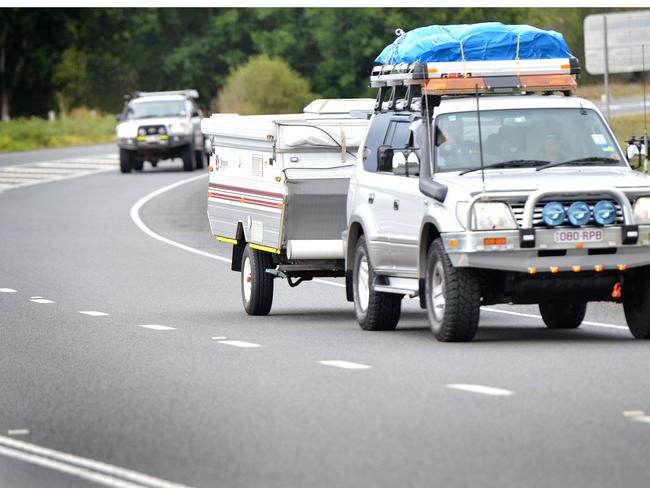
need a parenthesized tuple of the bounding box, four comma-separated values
(393, 199, 400, 210)
(368, 193, 375, 204)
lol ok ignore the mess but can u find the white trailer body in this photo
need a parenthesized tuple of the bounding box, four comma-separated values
(201, 99, 373, 314)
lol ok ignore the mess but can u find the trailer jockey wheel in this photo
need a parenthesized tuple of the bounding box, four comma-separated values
(240, 244, 274, 316)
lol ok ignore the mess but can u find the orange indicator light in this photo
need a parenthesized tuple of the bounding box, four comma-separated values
(483, 237, 507, 246)
(575, 242, 584, 249)
(595, 265, 604, 272)
(275, 176, 281, 182)
(528, 267, 537, 275)
(618, 265, 627, 271)
(572, 265, 581, 272)
(450, 239, 458, 248)
(208, 166, 214, 172)
(550, 266, 559, 273)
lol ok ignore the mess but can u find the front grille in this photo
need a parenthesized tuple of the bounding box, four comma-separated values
(510, 199, 624, 228)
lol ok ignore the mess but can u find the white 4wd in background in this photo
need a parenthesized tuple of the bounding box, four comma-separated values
(116, 90, 205, 173)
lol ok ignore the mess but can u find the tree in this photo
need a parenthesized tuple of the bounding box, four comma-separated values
(216, 54, 315, 114)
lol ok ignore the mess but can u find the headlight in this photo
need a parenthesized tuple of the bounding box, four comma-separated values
(542, 201, 565, 227)
(169, 122, 191, 135)
(116, 125, 137, 138)
(470, 202, 517, 230)
(633, 197, 650, 224)
(138, 128, 146, 136)
(593, 200, 617, 225)
(567, 201, 591, 226)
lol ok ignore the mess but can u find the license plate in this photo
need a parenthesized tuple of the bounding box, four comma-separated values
(144, 135, 160, 143)
(554, 229, 604, 243)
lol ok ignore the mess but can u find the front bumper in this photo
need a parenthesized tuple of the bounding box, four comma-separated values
(442, 225, 650, 272)
(118, 134, 190, 151)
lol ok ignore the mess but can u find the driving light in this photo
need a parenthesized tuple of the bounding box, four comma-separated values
(633, 197, 650, 224)
(138, 128, 146, 136)
(567, 201, 591, 226)
(593, 200, 617, 225)
(542, 201, 565, 227)
(471, 202, 517, 230)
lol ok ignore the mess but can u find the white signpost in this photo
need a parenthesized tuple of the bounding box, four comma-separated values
(584, 10, 650, 121)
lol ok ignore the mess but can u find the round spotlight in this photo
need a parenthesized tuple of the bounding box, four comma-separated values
(138, 128, 146, 136)
(593, 200, 616, 225)
(567, 201, 591, 226)
(158, 127, 166, 135)
(542, 201, 565, 227)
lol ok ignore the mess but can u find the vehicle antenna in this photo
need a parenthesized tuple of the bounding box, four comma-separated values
(643, 44, 648, 173)
(475, 85, 486, 192)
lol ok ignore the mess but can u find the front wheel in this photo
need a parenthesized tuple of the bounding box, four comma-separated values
(425, 239, 480, 342)
(181, 144, 195, 172)
(119, 148, 133, 173)
(240, 245, 274, 316)
(352, 236, 401, 330)
(539, 302, 586, 329)
(623, 269, 650, 339)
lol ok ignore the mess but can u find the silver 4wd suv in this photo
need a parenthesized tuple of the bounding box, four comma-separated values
(345, 89, 650, 342)
(116, 90, 205, 173)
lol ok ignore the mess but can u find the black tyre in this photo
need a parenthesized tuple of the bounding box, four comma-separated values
(133, 159, 144, 171)
(539, 302, 586, 329)
(352, 236, 401, 330)
(181, 144, 195, 172)
(195, 149, 204, 169)
(623, 268, 650, 339)
(119, 148, 133, 173)
(425, 239, 480, 342)
(240, 244, 274, 316)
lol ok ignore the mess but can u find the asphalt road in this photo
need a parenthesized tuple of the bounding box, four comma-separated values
(1, 145, 650, 488)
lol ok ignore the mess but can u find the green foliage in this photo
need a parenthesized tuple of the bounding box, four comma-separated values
(217, 54, 315, 114)
(0, 114, 115, 152)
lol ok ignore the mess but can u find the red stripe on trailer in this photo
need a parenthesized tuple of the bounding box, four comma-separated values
(208, 192, 283, 209)
(209, 182, 282, 199)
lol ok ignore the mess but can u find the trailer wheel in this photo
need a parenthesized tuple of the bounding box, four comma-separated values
(181, 144, 195, 172)
(425, 238, 480, 342)
(194, 149, 204, 169)
(119, 149, 133, 173)
(539, 302, 586, 329)
(352, 236, 401, 330)
(240, 245, 274, 316)
(623, 269, 650, 339)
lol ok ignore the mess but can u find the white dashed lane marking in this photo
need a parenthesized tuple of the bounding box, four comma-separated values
(446, 384, 514, 396)
(0, 288, 17, 293)
(7, 429, 29, 436)
(29, 298, 55, 304)
(211, 336, 227, 340)
(319, 360, 372, 370)
(217, 340, 262, 348)
(136, 324, 176, 331)
(78, 311, 110, 317)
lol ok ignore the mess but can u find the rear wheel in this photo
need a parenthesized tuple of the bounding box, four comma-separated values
(352, 236, 401, 330)
(425, 239, 480, 342)
(181, 144, 195, 172)
(119, 148, 133, 173)
(240, 245, 274, 316)
(623, 269, 650, 339)
(539, 302, 586, 329)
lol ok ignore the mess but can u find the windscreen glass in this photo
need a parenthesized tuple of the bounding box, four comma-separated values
(126, 100, 186, 120)
(433, 108, 623, 172)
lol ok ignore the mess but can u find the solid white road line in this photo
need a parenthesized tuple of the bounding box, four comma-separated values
(130, 177, 629, 332)
(0, 288, 17, 293)
(79, 311, 110, 317)
(29, 298, 54, 304)
(482, 307, 628, 331)
(319, 360, 372, 370)
(631, 416, 650, 424)
(218, 340, 262, 348)
(446, 384, 514, 396)
(0, 435, 192, 488)
(136, 324, 176, 331)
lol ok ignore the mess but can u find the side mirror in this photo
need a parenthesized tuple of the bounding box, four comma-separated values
(392, 152, 407, 175)
(406, 151, 420, 176)
(627, 144, 640, 167)
(116, 113, 123, 122)
(377, 145, 394, 172)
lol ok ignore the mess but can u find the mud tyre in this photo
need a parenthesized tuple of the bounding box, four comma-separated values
(119, 148, 133, 173)
(240, 245, 274, 316)
(181, 144, 195, 172)
(623, 268, 650, 339)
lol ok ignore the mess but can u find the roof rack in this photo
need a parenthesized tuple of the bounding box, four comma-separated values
(132, 89, 199, 99)
(370, 57, 580, 96)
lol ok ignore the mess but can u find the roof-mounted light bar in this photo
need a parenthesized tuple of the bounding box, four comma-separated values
(421, 73, 576, 95)
(133, 89, 199, 99)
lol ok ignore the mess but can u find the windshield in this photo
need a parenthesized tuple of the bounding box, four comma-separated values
(433, 107, 624, 173)
(126, 100, 186, 120)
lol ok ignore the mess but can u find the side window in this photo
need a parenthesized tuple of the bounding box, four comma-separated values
(385, 121, 410, 149)
(362, 113, 392, 173)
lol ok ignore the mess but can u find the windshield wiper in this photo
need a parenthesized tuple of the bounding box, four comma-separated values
(459, 159, 549, 175)
(536, 157, 619, 171)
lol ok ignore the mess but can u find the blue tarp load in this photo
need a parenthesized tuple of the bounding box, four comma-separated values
(375, 23, 572, 65)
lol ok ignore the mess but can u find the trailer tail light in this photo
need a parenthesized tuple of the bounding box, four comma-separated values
(594, 265, 604, 272)
(549, 266, 559, 273)
(572, 265, 581, 273)
(618, 264, 627, 271)
(484, 237, 507, 246)
(527, 267, 537, 275)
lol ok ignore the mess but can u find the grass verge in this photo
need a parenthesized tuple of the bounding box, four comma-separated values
(0, 115, 115, 152)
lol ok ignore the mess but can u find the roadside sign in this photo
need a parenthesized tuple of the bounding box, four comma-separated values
(584, 10, 650, 75)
